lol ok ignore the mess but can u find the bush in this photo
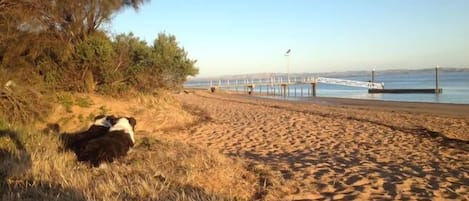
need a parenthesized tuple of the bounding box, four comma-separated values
(152, 33, 199, 89)
(0, 73, 51, 124)
(76, 33, 116, 92)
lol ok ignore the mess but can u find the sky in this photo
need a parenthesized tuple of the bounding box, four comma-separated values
(111, 0, 469, 77)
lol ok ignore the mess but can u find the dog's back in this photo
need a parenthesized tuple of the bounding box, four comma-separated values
(76, 117, 136, 167)
(77, 131, 134, 167)
(60, 115, 116, 153)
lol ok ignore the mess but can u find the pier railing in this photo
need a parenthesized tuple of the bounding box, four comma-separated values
(184, 76, 384, 97)
(185, 66, 443, 96)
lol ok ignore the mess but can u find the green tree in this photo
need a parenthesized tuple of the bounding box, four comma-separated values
(152, 33, 198, 89)
(110, 33, 198, 93)
(0, 0, 149, 90)
(1, 1, 198, 96)
(76, 32, 115, 92)
(112, 33, 153, 93)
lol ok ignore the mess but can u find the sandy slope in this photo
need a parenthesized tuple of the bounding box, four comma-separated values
(173, 91, 469, 200)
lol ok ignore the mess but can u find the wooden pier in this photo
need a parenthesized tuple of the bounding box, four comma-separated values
(186, 66, 443, 97)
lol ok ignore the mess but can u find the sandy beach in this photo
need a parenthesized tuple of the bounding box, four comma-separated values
(170, 91, 468, 200)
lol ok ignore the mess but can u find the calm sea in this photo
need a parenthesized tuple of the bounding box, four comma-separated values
(186, 70, 469, 104)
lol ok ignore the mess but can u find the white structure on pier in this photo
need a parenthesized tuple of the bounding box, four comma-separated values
(316, 77, 384, 89)
(186, 76, 383, 90)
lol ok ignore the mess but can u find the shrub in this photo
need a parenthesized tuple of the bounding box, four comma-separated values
(0, 74, 51, 124)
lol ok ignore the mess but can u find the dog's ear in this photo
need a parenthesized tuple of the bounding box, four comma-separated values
(127, 117, 137, 128)
(94, 115, 106, 121)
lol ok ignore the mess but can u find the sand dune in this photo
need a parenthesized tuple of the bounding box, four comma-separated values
(171, 91, 468, 200)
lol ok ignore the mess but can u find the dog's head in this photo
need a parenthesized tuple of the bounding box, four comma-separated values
(127, 117, 136, 129)
(109, 116, 137, 143)
(93, 115, 117, 128)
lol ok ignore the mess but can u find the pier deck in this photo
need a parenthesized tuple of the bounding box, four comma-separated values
(368, 88, 443, 94)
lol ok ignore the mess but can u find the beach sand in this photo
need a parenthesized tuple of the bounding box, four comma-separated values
(171, 91, 468, 200)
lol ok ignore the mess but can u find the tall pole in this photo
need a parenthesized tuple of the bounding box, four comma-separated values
(287, 55, 290, 83)
(285, 49, 291, 84)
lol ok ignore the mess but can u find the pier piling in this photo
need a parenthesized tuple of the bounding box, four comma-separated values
(281, 84, 288, 97)
(436, 65, 440, 94)
(311, 82, 317, 97)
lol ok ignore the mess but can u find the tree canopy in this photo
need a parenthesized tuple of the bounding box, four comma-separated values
(0, 0, 198, 95)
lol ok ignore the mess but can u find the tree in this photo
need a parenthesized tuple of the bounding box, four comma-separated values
(0, 0, 150, 92)
(0, 1, 148, 69)
(1, 1, 199, 96)
(152, 33, 198, 89)
(110, 33, 198, 93)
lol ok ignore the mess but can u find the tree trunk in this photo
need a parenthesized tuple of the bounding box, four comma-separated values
(84, 69, 95, 92)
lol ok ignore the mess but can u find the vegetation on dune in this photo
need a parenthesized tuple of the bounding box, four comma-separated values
(0, 70, 52, 124)
(0, 93, 286, 200)
(0, 87, 286, 200)
(0, 0, 198, 124)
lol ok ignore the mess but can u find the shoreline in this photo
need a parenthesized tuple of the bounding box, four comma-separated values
(255, 95, 469, 118)
(187, 88, 469, 118)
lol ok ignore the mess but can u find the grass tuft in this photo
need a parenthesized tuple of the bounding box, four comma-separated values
(75, 96, 94, 108)
(56, 93, 74, 113)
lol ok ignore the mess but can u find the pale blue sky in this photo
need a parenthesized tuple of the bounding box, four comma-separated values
(111, 0, 469, 77)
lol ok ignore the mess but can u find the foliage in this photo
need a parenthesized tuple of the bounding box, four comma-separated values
(76, 32, 116, 92)
(103, 32, 199, 94)
(152, 33, 199, 89)
(0, 0, 199, 124)
(0, 70, 52, 124)
(0, 1, 198, 95)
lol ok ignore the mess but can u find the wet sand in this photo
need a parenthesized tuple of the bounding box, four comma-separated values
(268, 96, 469, 118)
(173, 91, 469, 200)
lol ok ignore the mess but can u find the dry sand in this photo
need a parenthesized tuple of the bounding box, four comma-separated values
(171, 91, 468, 200)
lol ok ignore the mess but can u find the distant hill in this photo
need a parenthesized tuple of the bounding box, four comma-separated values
(189, 67, 469, 81)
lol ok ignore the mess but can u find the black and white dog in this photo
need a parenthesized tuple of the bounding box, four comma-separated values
(61, 115, 117, 154)
(77, 117, 136, 167)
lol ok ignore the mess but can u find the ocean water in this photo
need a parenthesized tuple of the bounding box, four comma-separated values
(299, 71, 469, 104)
(186, 70, 469, 104)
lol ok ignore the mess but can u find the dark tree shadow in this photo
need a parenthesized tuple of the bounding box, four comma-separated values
(1, 129, 87, 201)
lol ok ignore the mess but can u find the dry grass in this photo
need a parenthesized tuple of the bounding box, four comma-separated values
(0, 126, 249, 200)
(1, 92, 283, 201)
(44, 91, 195, 133)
